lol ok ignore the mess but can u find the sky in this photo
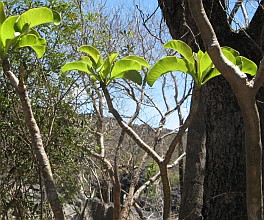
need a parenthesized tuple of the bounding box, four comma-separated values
(88, 0, 256, 129)
(102, 0, 186, 130)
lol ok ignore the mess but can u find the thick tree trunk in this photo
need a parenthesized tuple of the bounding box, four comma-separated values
(158, 0, 264, 219)
(202, 78, 247, 219)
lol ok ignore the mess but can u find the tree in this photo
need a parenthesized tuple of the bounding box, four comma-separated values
(158, 0, 264, 219)
(62, 39, 194, 219)
(0, 3, 65, 219)
(189, 0, 263, 218)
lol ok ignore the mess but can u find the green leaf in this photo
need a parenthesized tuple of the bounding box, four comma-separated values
(201, 68, 221, 85)
(81, 56, 92, 66)
(196, 50, 204, 79)
(20, 23, 30, 35)
(30, 45, 46, 58)
(147, 56, 188, 86)
(121, 55, 150, 68)
(199, 51, 214, 80)
(78, 45, 104, 68)
(0, 2, 6, 27)
(61, 61, 92, 74)
(15, 34, 46, 58)
(101, 52, 119, 79)
(110, 59, 142, 79)
(18, 34, 46, 47)
(15, 7, 61, 31)
(221, 46, 240, 57)
(164, 40, 194, 65)
(114, 70, 142, 85)
(28, 28, 41, 37)
(222, 49, 236, 64)
(240, 56, 257, 76)
(52, 10, 61, 26)
(0, 15, 19, 46)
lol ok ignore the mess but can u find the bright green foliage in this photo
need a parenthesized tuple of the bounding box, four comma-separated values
(147, 40, 257, 87)
(221, 47, 257, 76)
(147, 40, 216, 87)
(0, 2, 61, 58)
(62, 45, 149, 85)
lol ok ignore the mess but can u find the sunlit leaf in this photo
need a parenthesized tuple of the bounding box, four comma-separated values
(222, 49, 236, 64)
(147, 56, 188, 86)
(0, 15, 19, 46)
(201, 68, 221, 85)
(81, 56, 92, 66)
(221, 46, 240, 57)
(28, 28, 41, 37)
(15, 34, 46, 57)
(101, 52, 119, 79)
(164, 40, 194, 64)
(0, 2, 6, 27)
(121, 55, 150, 68)
(61, 61, 92, 74)
(196, 50, 204, 79)
(200, 52, 214, 80)
(15, 7, 61, 31)
(111, 59, 142, 79)
(30, 45, 46, 58)
(240, 56, 257, 76)
(113, 70, 142, 85)
(18, 34, 46, 47)
(78, 45, 104, 67)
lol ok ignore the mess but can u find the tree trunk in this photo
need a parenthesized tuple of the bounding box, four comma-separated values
(158, 0, 264, 219)
(235, 93, 263, 219)
(160, 163, 172, 220)
(201, 77, 247, 219)
(179, 87, 206, 220)
(2, 59, 65, 220)
(18, 88, 65, 220)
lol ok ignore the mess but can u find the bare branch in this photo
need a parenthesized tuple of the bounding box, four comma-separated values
(101, 82, 162, 163)
(253, 56, 264, 92)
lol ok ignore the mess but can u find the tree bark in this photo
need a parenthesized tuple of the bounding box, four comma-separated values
(236, 94, 263, 219)
(158, 0, 264, 219)
(2, 59, 65, 220)
(179, 87, 206, 220)
(202, 78, 247, 219)
(188, 0, 263, 218)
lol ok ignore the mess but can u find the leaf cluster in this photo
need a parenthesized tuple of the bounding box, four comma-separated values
(146, 40, 257, 87)
(62, 45, 149, 85)
(0, 2, 60, 59)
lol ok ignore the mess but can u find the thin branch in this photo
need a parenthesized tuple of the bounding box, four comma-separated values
(228, 0, 243, 25)
(163, 86, 199, 164)
(252, 56, 264, 92)
(101, 82, 162, 163)
(132, 152, 186, 202)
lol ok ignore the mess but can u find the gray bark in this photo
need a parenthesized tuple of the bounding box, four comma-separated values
(179, 87, 206, 220)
